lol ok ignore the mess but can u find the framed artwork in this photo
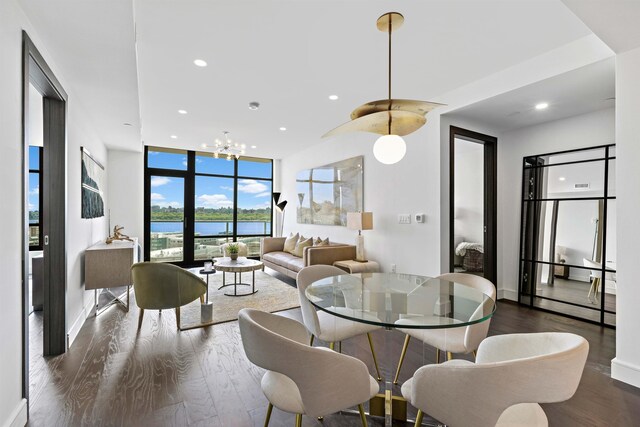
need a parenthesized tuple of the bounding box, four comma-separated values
(296, 156, 364, 225)
(81, 147, 105, 218)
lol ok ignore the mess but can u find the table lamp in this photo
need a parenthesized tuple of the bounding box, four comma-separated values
(347, 212, 373, 262)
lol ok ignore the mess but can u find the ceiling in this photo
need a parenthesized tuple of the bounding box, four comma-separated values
(19, 0, 594, 158)
(449, 57, 615, 132)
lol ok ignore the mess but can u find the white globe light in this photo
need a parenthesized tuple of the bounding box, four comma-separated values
(373, 134, 406, 164)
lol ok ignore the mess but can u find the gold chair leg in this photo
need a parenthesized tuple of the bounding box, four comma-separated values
(329, 342, 335, 351)
(339, 341, 342, 353)
(414, 409, 424, 427)
(358, 404, 368, 427)
(175, 306, 181, 330)
(309, 335, 315, 346)
(264, 403, 273, 427)
(436, 348, 440, 364)
(366, 333, 383, 381)
(295, 414, 302, 427)
(137, 309, 144, 330)
(472, 350, 477, 360)
(447, 351, 453, 361)
(199, 294, 204, 304)
(394, 334, 411, 384)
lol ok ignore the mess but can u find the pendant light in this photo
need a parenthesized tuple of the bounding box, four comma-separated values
(323, 12, 444, 164)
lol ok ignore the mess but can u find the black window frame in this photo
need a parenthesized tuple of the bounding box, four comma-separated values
(29, 145, 43, 251)
(144, 146, 274, 267)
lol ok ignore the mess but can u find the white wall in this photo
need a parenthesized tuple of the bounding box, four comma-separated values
(612, 46, 640, 388)
(0, 0, 109, 424)
(498, 107, 615, 300)
(107, 149, 144, 252)
(279, 120, 443, 276)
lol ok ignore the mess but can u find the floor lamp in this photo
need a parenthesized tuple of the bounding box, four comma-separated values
(273, 193, 288, 237)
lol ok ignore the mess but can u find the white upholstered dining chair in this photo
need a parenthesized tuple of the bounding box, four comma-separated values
(393, 272, 496, 384)
(401, 332, 589, 427)
(238, 308, 378, 427)
(297, 265, 383, 380)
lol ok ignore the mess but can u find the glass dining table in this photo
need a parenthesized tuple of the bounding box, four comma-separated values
(305, 272, 496, 426)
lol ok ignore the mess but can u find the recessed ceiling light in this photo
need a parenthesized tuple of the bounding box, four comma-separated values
(535, 102, 549, 110)
(279, 127, 287, 131)
(178, 109, 187, 114)
(251, 145, 257, 149)
(201, 143, 207, 148)
(123, 123, 132, 126)
(170, 135, 177, 139)
(329, 95, 339, 100)
(248, 101, 260, 110)
(559, 176, 566, 181)
(193, 59, 207, 67)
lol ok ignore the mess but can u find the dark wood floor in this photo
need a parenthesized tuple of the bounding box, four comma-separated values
(27, 279, 640, 426)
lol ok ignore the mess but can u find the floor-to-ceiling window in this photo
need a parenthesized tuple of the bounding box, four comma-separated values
(28, 145, 43, 250)
(144, 146, 273, 265)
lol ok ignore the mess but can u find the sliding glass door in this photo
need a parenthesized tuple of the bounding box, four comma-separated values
(144, 147, 273, 265)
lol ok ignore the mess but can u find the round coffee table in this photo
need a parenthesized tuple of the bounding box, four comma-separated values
(213, 257, 263, 297)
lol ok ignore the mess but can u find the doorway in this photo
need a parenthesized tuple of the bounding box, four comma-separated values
(22, 31, 68, 410)
(449, 126, 497, 284)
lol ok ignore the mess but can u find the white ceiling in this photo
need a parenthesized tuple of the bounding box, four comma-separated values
(449, 57, 615, 132)
(18, 0, 140, 151)
(19, 0, 594, 158)
(562, 0, 640, 53)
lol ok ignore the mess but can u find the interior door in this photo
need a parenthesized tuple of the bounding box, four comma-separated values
(449, 126, 497, 284)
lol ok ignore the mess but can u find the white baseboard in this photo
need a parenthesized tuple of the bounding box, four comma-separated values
(3, 398, 27, 427)
(498, 288, 518, 301)
(612, 358, 640, 389)
(67, 296, 95, 349)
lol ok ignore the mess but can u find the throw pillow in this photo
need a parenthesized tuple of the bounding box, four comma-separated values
(283, 232, 299, 254)
(314, 237, 330, 246)
(293, 236, 313, 257)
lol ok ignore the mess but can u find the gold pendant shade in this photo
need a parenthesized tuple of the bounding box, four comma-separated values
(322, 12, 443, 140)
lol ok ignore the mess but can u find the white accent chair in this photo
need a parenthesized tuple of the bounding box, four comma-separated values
(221, 241, 248, 257)
(238, 308, 379, 427)
(402, 332, 589, 427)
(297, 265, 383, 380)
(393, 272, 496, 384)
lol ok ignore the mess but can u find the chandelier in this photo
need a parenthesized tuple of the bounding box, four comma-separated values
(205, 131, 246, 160)
(323, 12, 444, 164)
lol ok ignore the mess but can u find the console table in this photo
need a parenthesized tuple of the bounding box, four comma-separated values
(85, 238, 139, 315)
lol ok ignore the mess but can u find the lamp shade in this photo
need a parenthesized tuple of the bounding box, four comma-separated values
(373, 134, 406, 164)
(272, 192, 282, 204)
(276, 200, 288, 212)
(347, 212, 373, 231)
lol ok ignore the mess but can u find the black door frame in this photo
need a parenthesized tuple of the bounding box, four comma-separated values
(22, 31, 68, 409)
(143, 146, 274, 266)
(449, 126, 497, 285)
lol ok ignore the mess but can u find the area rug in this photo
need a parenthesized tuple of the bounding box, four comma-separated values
(179, 269, 300, 329)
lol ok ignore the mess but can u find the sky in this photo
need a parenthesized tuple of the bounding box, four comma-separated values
(148, 150, 272, 210)
(28, 146, 40, 216)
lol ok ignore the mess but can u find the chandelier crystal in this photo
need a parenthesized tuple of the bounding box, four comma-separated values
(206, 131, 246, 161)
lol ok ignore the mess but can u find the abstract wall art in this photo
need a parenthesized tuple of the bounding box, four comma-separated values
(81, 147, 105, 219)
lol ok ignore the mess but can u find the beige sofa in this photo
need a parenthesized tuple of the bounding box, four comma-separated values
(260, 237, 356, 279)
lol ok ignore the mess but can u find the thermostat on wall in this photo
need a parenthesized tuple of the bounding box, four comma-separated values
(415, 213, 425, 223)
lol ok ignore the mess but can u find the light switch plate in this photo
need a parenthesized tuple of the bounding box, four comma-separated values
(398, 214, 411, 224)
